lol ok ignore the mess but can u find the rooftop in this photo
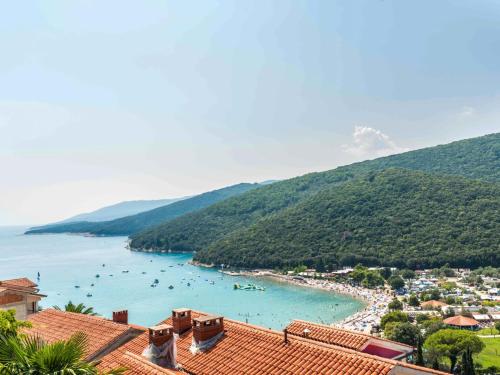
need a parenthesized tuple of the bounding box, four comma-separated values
(286, 319, 413, 354)
(286, 319, 370, 350)
(0, 277, 38, 289)
(99, 310, 447, 375)
(443, 315, 479, 327)
(103, 351, 180, 375)
(25, 309, 144, 360)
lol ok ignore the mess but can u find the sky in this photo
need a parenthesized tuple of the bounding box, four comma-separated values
(1, 0, 500, 225)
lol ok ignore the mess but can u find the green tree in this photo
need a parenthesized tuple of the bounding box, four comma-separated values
(380, 267, 392, 280)
(415, 314, 430, 324)
(408, 294, 420, 307)
(380, 311, 409, 330)
(401, 269, 416, 280)
(460, 346, 474, 375)
(361, 270, 384, 289)
(388, 298, 403, 311)
(388, 275, 405, 290)
(415, 335, 424, 366)
(0, 310, 31, 338)
(420, 318, 445, 340)
(384, 322, 420, 346)
(350, 265, 367, 285)
(54, 301, 97, 316)
(429, 289, 441, 301)
(423, 329, 484, 372)
(0, 332, 124, 374)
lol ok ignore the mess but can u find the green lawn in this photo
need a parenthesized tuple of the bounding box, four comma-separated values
(475, 337, 500, 368)
(478, 327, 499, 336)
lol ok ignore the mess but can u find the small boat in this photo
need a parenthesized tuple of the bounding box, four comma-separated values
(210, 281, 215, 285)
(90, 283, 94, 287)
(160, 269, 166, 272)
(168, 285, 174, 290)
(142, 272, 147, 274)
(233, 283, 265, 291)
(102, 264, 105, 267)
(95, 274, 100, 278)
(86, 293, 92, 297)
(109, 274, 113, 277)
(74, 285, 80, 288)
(187, 282, 191, 287)
(122, 270, 129, 273)
(153, 279, 159, 284)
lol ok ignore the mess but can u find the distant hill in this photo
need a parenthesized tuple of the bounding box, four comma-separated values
(42, 198, 187, 227)
(129, 133, 500, 269)
(193, 169, 500, 269)
(26, 183, 260, 236)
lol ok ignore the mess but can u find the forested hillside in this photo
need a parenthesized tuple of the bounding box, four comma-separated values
(129, 133, 500, 261)
(193, 169, 500, 269)
(34, 197, 187, 228)
(25, 183, 260, 236)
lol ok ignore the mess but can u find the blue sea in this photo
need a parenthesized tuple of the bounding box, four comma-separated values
(0, 226, 363, 329)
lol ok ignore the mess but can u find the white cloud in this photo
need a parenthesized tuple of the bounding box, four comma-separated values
(342, 126, 409, 159)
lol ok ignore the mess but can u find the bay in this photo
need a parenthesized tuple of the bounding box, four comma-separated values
(0, 226, 364, 329)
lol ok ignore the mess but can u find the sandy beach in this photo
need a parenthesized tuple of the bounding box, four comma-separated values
(226, 269, 392, 333)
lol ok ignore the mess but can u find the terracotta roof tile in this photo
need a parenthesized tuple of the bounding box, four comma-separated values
(443, 315, 479, 327)
(286, 319, 414, 352)
(99, 311, 446, 375)
(103, 351, 181, 375)
(286, 320, 370, 350)
(25, 309, 143, 360)
(0, 277, 38, 289)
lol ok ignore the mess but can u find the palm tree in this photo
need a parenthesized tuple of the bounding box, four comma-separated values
(0, 332, 123, 374)
(54, 301, 97, 316)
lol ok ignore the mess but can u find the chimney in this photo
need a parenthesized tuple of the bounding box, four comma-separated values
(192, 315, 224, 343)
(112, 310, 128, 325)
(283, 328, 289, 344)
(148, 324, 174, 347)
(172, 308, 192, 335)
(303, 328, 311, 338)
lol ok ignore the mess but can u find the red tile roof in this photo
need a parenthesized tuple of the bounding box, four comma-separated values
(99, 310, 447, 375)
(286, 319, 370, 350)
(25, 309, 144, 360)
(286, 320, 413, 352)
(104, 351, 181, 375)
(0, 277, 38, 289)
(443, 315, 479, 327)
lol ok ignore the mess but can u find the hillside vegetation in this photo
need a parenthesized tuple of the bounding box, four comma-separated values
(26, 183, 260, 236)
(33, 197, 187, 229)
(130, 133, 500, 265)
(193, 169, 499, 269)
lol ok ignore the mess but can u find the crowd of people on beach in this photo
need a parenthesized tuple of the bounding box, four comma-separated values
(242, 270, 392, 333)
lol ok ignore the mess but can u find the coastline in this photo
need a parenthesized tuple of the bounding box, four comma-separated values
(221, 269, 391, 333)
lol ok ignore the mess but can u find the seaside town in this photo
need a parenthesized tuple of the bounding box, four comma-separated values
(2, 1, 500, 375)
(1, 264, 499, 374)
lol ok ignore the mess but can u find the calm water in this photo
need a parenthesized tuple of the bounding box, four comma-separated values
(0, 226, 363, 329)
